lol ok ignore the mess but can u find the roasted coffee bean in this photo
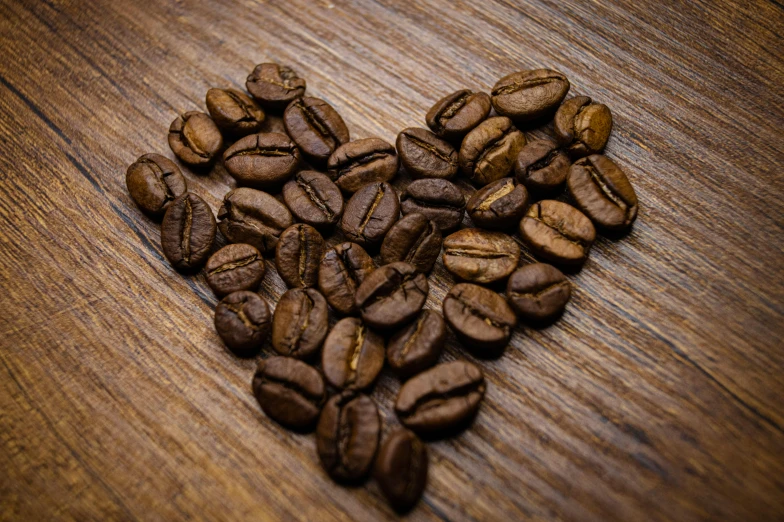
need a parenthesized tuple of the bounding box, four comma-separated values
(466, 177, 528, 230)
(395, 360, 485, 436)
(223, 132, 300, 189)
(380, 213, 442, 274)
(374, 429, 428, 513)
(425, 89, 491, 141)
(340, 182, 400, 247)
(322, 317, 385, 390)
(167, 111, 223, 168)
(491, 69, 570, 122)
(316, 391, 380, 483)
(519, 200, 596, 266)
(161, 193, 216, 271)
(318, 242, 375, 315)
(459, 116, 527, 186)
(284, 97, 349, 165)
(245, 63, 306, 111)
(275, 224, 325, 289)
(442, 283, 517, 354)
(252, 356, 325, 431)
(386, 310, 445, 378)
(282, 171, 344, 229)
(400, 178, 465, 231)
(355, 262, 428, 330)
(442, 228, 520, 284)
(218, 188, 293, 253)
(214, 291, 271, 356)
(515, 139, 571, 192)
(506, 263, 571, 322)
(567, 155, 638, 230)
(271, 288, 329, 359)
(205, 243, 265, 297)
(396, 127, 458, 179)
(126, 153, 187, 218)
(554, 96, 612, 157)
(327, 138, 399, 193)
(205, 88, 265, 137)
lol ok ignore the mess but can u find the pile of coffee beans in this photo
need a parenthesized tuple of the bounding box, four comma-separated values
(126, 62, 638, 513)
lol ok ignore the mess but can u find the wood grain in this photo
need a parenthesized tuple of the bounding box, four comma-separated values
(1, 0, 783, 520)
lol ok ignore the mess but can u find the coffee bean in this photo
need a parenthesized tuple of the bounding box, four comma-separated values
(395, 360, 485, 436)
(318, 242, 375, 315)
(355, 262, 428, 330)
(340, 182, 400, 247)
(284, 97, 349, 165)
(386, 310, 445, 378)
(491, 69, 570, 122)
(425, 89, 491, 141)
(506, 263, 571, 322)
(271, 288, 329, 359)
(205, 88, 265, 137)
(322, 317, 385, 390)
(400, 178, 465, 231)
(252, 356, 325, 431)
(466, 177, 528, 230)
(316, 391, 380, 483)
(205, 243, 265, 297)
(223, 132, 300, 189)
(554, 96, 612, 157)
(442, 228, 520, 284)
(275, 224, 325, 289)
(282, 171, 344, 229)
(214, 291, 271, 356)
(514, 139, 571, 192)
(126, 153, 187, 218)
(380, 213, 442, 274)
(218, 187, 293, 253)
(245, 63, 306, 111)
(396, 127, 458, 179)
(519, 200, 596, 266)
(327, 138, 399, 193)
(167, 111, 223, 168)
(459, 116, 527, 186)
(442, 283, 517, 354)
(374, 429, 428, 513)
(161, 193, 216, 271)
(567, 155, 638, 230)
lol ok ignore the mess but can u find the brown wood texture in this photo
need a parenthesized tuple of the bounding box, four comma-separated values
(1, 0, 783, 520)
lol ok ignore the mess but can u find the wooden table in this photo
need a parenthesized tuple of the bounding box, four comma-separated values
(1, 0, 782, 520)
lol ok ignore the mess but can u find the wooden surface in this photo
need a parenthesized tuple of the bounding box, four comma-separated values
(1, 0, 783, 520)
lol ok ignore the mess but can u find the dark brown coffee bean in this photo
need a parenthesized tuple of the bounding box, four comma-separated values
(425, 89, 491, 141)
(223, 132, 300, 189)
(374, 429, 428, 513)
(466, 177, 528, 230)
(387, 310, 445, 378)
(327, 138, 399, 193)
(205, 243, 265, 297)
(252, 356, 325, 431)
(322, 317, 385, 390)
(271, 288, 329, 359)
(491, 69, 570, 122)
(506, 263, 571, 322)
(554, 96, 612, 157)
(161, 193, 216, 271)
(218, 188, 293, 253)
(340, 182, 400, 246)
(400, 178, 465, 231)
(167, 111, 223, 168)
(318, 243, 375, 315)
(443, 283, 517, 354)
(380, 213, 442, 274)
(282, 171, 343, 230)
(395, 360, 485, 436)
(245, 63, 306, 111)
(355, 262, 428, 330)
(274, 224, 325, 289)
(126, 153, 187, 218)
(459, 116, 527, 186)
(567, 155, 638, 230)
(396, 127, 458, 179)
(515, 139, 571, 192)
(284, 97, 349, 165)
(519, 200, 596, 266)
(443, 228, 520, 284)
(214, 291, 271, 356)
(317, 391, 380, 483)
(205, 88, 265, 137)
